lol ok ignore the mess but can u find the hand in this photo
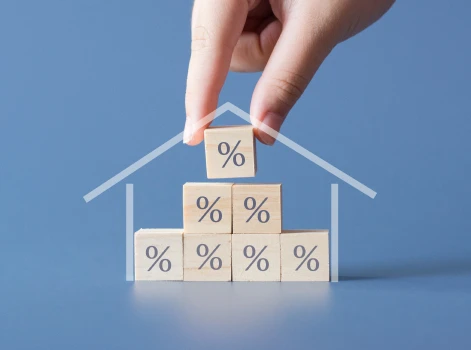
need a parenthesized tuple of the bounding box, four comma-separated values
(184, 0, 394, 145)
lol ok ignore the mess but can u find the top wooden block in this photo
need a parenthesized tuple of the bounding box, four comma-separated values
(204, 126, 257, 179)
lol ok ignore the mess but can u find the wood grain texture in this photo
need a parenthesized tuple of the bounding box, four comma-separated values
(183, 182, 233, 234)
(280, 230, 329, 281)
(232, 234, 280, 281)
(134, 229, 183, 281)
(204, 126, 256, 179)
(184, 234, 232, 281)
(232, 184, 282, 234)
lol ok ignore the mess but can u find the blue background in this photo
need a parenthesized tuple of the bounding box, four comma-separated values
(1, 1, 471, 349)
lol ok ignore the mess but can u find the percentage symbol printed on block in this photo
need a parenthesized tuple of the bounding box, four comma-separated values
(218, 140, 245, 168)
(294, 245, 319, 272)
(146, 246, 172, 272)
(196, 196, 222, 223)
(243, 245, 269, 271)
(197, 244, 222, 270)
(244, 197, 270, 223)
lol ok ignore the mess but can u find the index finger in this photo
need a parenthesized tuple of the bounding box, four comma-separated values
(184, 0, 249, 145)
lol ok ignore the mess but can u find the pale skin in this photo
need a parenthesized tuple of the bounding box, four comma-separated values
(184, 0, 395, 145)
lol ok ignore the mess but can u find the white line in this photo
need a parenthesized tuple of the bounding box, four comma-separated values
(83, 132, 183, 202)
(331, 184, 339, 282)
(83, 104, 231, 203)
(227, 104, 377, 199)
(278, 134, 376, 198)
(83, 102, 376, 202)
(126, 184, 134, 282)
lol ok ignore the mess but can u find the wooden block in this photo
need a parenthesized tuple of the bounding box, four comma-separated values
(184, 234, 232, 281)
(204, 126, 257, 179)
(232, 184, 282, 234)
(280, 230, 329, 281)
(232, 234, 280, 281)
(183, 182, 233, 234)
(134, 229, 183, 281)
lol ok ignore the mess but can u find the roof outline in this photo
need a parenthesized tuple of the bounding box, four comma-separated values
(83, 102, 377, 202)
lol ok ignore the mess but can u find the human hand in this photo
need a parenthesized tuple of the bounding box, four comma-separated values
(184, 0, 394, 145)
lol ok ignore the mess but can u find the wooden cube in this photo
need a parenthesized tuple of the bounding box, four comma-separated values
(232, 234, 280, 281)
(184, 234, 232, 281)
(204, 126, 257, 179)
(183, 182, 233, 234)
(134, 229, 183, 281)
(232, 184, 282, 234)
(280, 230, 329, 281)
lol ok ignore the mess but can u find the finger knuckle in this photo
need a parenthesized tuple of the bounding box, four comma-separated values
(267, 70, 309, 107)
(191, 25, 235, 54)
(231, 42, 267, 72)
(191, 26, 212, 52)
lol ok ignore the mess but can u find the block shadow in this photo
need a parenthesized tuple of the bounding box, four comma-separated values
(340, 258, 471, 281)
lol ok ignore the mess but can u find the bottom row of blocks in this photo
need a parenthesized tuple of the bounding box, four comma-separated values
(135, 229, 329, 281)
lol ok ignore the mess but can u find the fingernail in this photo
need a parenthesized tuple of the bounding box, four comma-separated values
(257, 113, 283, 145)
(183, 119, 193, 144)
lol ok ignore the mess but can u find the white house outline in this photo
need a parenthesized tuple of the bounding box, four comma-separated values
(83, 102, 376, 202)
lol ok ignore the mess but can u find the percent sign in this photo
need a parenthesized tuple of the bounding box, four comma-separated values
(197, 196, 222, 223)
(243, 245, 269, 271)
(244, 197, 270, 223)
(146, 246, 171, 272)
(218, 140, 245, 168)
(197, 244, 222, 270)
(294, 245, 319, 271)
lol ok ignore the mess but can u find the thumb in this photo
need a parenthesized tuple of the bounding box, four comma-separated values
(250, 3, 339, 145)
